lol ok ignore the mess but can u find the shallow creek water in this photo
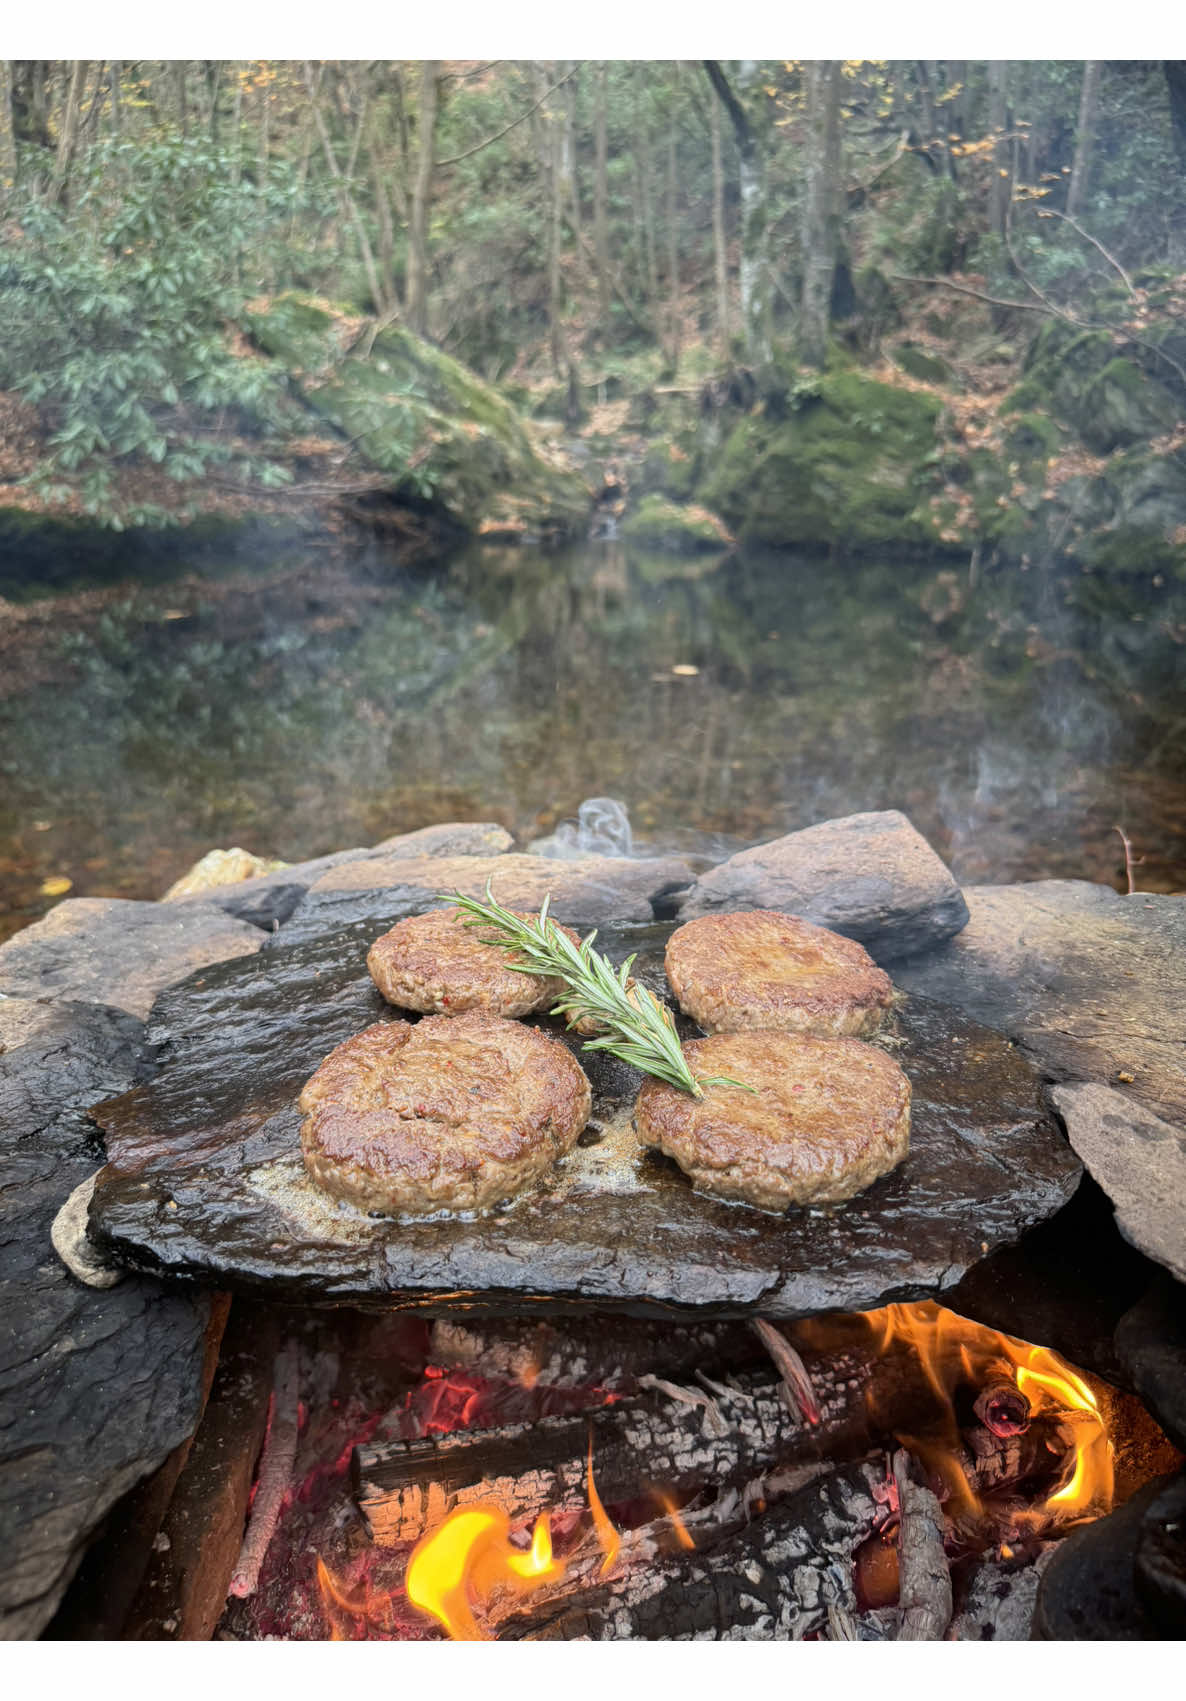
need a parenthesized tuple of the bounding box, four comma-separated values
(2, 535, 1184, 942)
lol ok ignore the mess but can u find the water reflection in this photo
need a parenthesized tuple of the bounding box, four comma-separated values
(1, 537, 1183, 940)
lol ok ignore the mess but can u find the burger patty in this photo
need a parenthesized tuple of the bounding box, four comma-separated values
(664, 909, 894, 1037)
(299, 1012, 592, 1215)
(634, 1030, 911, 1210)
(367, 905, 582, 1019)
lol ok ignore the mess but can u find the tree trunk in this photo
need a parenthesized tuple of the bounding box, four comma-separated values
(0, 63, 16, 187)
(50, 59, 88, 204)
(304, 61, 388, 315)
(1166, 63, 1186, 176)
(406, 61, 439, 338)
(801, 60, 842, 370)
(711, 90, 729, 355)
(704, 59, 768, 368)
(593, 63, 610, 323)
(563, 63, 582, 244)
(635, 67, 659, 313)
(666, 69, 681, 373)
(988, 61, 1011, 240)
(916, 61, 956, 181)
(1067, 60, 1101, 216)
(109, 61, 121, 137)
(172, 61, 188, 135)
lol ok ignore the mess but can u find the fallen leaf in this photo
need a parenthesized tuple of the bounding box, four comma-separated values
(40, 876, 73, 896)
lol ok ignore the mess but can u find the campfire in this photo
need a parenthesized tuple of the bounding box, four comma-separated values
(190, 1299, 1176, 1643)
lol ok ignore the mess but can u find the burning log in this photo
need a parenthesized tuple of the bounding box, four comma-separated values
(892, 1449, 952, 1640)
(500, 1459, 886, 1641)
(354, 1366, 868, 1548)
(226, 1340, 301, 1600)
(972, 1382, 1031, 1438)
(947, 1545, 1059, 1640)
(427, 1316, 763, 1391)
(752, 1319, 821, 1425)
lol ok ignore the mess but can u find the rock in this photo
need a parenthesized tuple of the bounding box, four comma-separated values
(677, 811, 969, 961)
(701, 371, 943, 551)
(892, 881, 1186, 1126)
(174, 825, 514, 931)
(51, 1171, 125, 1289)
(1032, 1472, 1181, 1640)
(1051, 1085, 1186, 1286)
(248, 294, 590, 540)
(620, 496, 734, 555)
(636, 437, 698, 503)
(0, 898, 262, 1021)
(0, 998, 216, 1638)
(1135, 1471, 1186, 1635)
(161, 848, 288, 901)
(87, 910, 1079, 1317)
(287, 850, 696, 938)
(367, 821, 514, 858)
(1115, 1276, 1186, 1454)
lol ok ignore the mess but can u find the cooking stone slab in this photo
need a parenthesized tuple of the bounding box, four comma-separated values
(87, 910, 1081, 1319)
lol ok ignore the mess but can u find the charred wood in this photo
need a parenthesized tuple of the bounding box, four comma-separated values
(355, 1363, 869, 1547)
(893, 1449, 952, 1640)
(501, 1459, 885, 1641)
(752, 1318, 821, 1425)
(947, 1544, 1058, 1640)
(426, 1316, 763, 1391)
(226, 1339, 301, 1599)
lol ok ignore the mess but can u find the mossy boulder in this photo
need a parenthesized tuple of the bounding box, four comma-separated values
(636, 436, 698, 502)
(1008, 322, 1180, 454)
(620, 496, 735, 555)
(248, 293, 590, 539)
(891, 343, 953, 385)
(701, 370, 944, 551)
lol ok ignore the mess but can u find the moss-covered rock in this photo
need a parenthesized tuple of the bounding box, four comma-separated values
(248, 293, 590, 540)
(701, 370, 944, 551)
(620, 496, 735, 555)
(891, 343, 953, 384)
(636, 436, 698, 502)
(1007, 321, 1180, 454)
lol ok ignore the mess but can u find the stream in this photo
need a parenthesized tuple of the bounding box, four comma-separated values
(2, 535, 1184, 943)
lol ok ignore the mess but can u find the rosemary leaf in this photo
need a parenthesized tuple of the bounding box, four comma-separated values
(438, 883, 753, 1098)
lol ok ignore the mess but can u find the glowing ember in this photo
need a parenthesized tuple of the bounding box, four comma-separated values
(405, 1507, 564, 1641)
(840, 1302, 1115, 1529)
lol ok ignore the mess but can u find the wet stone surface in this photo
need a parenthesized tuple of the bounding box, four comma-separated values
(86, 910, 1081, 1318)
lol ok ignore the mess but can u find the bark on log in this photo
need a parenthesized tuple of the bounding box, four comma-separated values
(355, 1364, 869, 1547)
(502, 1459, 885, 1640)
(226, 1340, 301, 1598)
(893, 1449, 952, 1640)
(427, 1316, 764, 1391)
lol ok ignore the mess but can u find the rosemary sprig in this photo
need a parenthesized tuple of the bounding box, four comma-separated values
(439, 883, 753, 1099)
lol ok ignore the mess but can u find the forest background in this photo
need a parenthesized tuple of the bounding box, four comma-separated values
(0, 47, 1184, 568)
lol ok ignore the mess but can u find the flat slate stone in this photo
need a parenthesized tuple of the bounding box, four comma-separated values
(675, 810, 969, 961)
(0, 898, 262, 1021)
(1032, 1472, 1181, 1640)
(1115, 1277, 1186, 1453)
(175, 822, 514, 931)
(893, 882, 1186, 1125)
(285, 850, 696, 941)
(1052, 1085, 1186, 1286)
(86, 914, 1079, 1319)
(0, 998, 215, 1639)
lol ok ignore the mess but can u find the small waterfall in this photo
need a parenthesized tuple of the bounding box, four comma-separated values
(528, 796, 634, 859)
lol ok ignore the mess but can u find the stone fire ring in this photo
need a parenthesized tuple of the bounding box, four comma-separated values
(85, 906, 1081, 1319)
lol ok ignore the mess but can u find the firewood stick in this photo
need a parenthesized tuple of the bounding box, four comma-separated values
(355, 1368, 865, 1547)
(892, 1448, 953, 1641)
(226, 1340, 301, 1599)
(752, 1318, 821, 1425)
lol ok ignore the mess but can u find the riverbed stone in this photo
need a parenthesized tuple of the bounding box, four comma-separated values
(173, 823, 514, 931)
(0, 897, 262, 1021)
(892, 881, 1186, 1126)
(291, 849, 695, 936)
(0, 997, 215, 1638)
(676, 810, 969, 960)
(1051, 1085, 1186, 1286)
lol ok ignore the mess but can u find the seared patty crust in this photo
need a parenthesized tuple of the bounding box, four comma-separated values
(299, 1012, 591, 1214)
(635, 1030, 910, 1210)
(665, 909, 893, 1037)
(367, 905, 582, 1018)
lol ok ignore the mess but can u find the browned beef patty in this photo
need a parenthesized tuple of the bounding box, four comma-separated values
(665, 909, 893, 1037)
(367, 905, 582, 1018)
(299, 1012, 591, 1214)
(635, 1030, 910, 1210)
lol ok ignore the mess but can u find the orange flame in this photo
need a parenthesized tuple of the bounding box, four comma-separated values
(588, 1435, 622, 1575)
(405, 1506, 564, 1641)
(812, 1301, 1114, 1528)
(654, 1491, 696, 1551)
